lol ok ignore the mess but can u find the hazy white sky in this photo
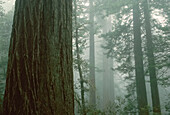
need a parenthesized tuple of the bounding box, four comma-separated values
(2, 0, 15, 12)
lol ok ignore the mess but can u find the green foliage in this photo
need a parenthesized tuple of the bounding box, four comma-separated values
(100, 4, 138, 113)
(149, 0, 170, 88)
(73, 0, 90, 114)
(80, 96, 138, 115)
(0, 1, 4, 17)
(95, 0, 132, 17)
(99, 0, 170, 114)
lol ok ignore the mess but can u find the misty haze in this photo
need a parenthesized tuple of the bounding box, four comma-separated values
(0, 0, 170, 115)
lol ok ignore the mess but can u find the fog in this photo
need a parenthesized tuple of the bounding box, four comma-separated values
(0, 0, 170, 114)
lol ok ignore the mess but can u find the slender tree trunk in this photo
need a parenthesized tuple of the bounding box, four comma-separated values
(103, 56, 114, 111)
(3, 0, 74, 115)
(143, 0, 161, 113)
(89, 0, 96, 106)
(103, 54, 110, 110)
(133, 0, 149, 114)
(74, 0, 86, 114)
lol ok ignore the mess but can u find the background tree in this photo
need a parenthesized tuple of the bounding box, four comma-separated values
(73, 0, 87, 114)
(89, 0, 96, 107)
(143, 0, 161, 113)
(98, 0, 170, 114)
(133, 0, 149, 114)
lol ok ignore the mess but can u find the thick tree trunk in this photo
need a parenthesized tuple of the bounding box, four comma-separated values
(3, 0, 74, 115)
(133, 0, 149, 114)
(143, 0, 161, 114)
(89, 0, 96, 106)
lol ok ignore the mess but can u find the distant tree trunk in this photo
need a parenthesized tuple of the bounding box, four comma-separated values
(89, 0, 96, 106)
(103, 57, 114, 110)
(102, 16, 114, 112)
(133, 0, 149, 114)
(3, 0, 74, 115)
(74, 0, 86, 114)
(143, 0, 161, 114)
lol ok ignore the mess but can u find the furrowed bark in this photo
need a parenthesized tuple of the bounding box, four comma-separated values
(3, 0, 74, 114)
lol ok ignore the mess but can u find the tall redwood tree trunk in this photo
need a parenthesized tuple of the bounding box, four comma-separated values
(143, 0, 161, 113)
(3, 0, 74, 115)
(133, 0, 149, 114)
(89, 0, 96, 106)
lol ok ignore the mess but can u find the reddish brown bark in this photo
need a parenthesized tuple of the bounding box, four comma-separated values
(3, 0, 74, 115)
